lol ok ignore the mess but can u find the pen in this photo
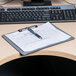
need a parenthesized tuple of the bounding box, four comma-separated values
(27, 28, 42, 39)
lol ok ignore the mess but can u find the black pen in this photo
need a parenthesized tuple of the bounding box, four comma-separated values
(27, 28, 42, 39)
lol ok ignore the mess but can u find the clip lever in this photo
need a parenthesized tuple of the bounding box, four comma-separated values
(18, 25, 38, 32)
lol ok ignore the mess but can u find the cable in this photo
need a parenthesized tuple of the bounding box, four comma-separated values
(0, 0, 14, 5)
(63, 0, 76, 5)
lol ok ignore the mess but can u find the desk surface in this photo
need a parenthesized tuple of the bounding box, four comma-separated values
(0, 0, 76, 65)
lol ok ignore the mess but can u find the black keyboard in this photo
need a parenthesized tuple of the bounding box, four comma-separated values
(0, 5, 76, 24)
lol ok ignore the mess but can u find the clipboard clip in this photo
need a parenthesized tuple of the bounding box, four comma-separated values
(18, 25, 38, 32)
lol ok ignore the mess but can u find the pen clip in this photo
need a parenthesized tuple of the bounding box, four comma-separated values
(18, 25, 38, 32)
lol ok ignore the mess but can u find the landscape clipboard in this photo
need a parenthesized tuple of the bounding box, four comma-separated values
(2, 22, 74, 55)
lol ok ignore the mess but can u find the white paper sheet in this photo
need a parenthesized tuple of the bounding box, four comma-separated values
(5, 22, 71, 52)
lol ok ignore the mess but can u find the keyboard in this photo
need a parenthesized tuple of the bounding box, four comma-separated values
(0, 5, 76, 24)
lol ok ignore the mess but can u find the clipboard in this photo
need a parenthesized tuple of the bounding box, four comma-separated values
(2, 22, 74, 55)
